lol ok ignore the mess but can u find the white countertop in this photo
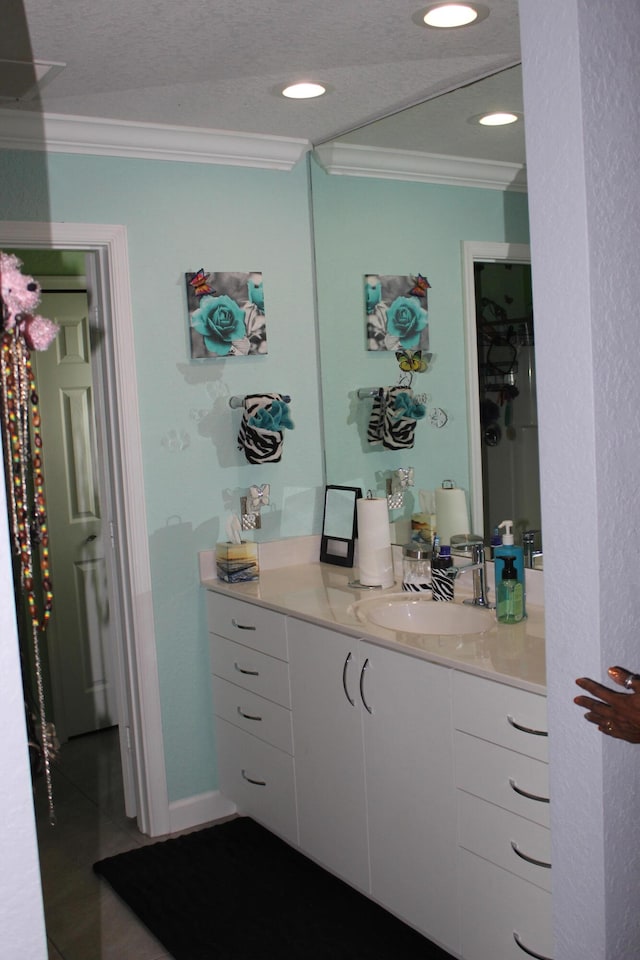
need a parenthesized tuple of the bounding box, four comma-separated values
(202, 560, 546, 695)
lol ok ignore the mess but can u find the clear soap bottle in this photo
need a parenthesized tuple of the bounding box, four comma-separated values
(496, 555, 524, 624)
(494, 519, 526, 618)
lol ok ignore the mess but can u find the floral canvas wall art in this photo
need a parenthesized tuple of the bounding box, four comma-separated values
(186, 270, 267, 359)
(364, 273, 430, 352)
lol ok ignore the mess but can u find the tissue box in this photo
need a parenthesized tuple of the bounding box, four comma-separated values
(411, 512, 436, 543)
(216, 541, 259, 583)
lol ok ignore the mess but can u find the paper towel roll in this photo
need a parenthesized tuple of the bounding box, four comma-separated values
(357, 498, 394, 587)
(435, 484, 470, 546)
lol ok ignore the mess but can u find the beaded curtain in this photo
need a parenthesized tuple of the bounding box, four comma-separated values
(0, 251, 60, 824)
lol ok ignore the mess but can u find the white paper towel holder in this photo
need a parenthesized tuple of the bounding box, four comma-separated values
(349, 490, 392, 590)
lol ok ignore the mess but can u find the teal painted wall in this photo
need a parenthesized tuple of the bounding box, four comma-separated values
(0, 147, 529, 808)
(311, 157, 530, 514)
(0, 149, 324, 802)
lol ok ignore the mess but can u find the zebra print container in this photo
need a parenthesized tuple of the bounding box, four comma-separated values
(431, 546, 454, 601)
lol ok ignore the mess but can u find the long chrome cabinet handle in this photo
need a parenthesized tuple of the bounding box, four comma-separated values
(234, 661, 260, 676)
(237, 706, 262, 722)
(241, 769, 266, 786)
(510, 840, 551, 870)
(342, 652, 355, 706)
(509, 777, 550, 804)
(513, 931, 553, 959)
(232, 617, 257, 631)
(507, 714, 548, 737)
(360, 658, 372, 714)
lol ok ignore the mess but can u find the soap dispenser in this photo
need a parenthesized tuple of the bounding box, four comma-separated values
(496, 555, 524, 624)
(494, 520, 526, 618)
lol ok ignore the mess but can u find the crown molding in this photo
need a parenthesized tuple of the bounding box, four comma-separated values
(313, 141, 527, 191)
(0, 109, 311, 171)
(0, 108, 526, 188)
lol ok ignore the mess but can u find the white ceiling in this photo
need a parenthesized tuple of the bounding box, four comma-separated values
(1, 0, 524, 160)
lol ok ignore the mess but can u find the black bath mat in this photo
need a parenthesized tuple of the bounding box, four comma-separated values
(94, 816, 453, 960)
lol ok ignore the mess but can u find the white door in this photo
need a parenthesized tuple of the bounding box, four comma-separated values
(32, 291, 118, 740)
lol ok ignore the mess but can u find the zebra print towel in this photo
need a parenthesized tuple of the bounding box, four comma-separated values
(237, 394, 294, 464)
(367, 387, 425, 450)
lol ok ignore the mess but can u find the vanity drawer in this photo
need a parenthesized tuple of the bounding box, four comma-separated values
(454, 671, 548, 762)
(458, 790, 551, 892)
(215, 717, 298, 846)
(212, 675, 294, 755)
(211, 634, 292, 708)
(206, 592, 288, 661)
(459, 849, 553, 960)
(455, 731, 550, 827)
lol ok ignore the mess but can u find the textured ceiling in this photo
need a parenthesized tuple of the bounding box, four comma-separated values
(1, 0, 523, 158)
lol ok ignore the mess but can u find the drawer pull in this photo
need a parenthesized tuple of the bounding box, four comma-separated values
(507, 714, 548, 737)
(510, 840, 551, 870)
(232, 618, 257, 631)
(513, 930, 553, 959)
(234, 661, 260, 677)
(342, 652, 355, 706)
(509, 777, 550, 804)
(237, 706, 262, 722)
(241, 769, 266, 786)
(360, 658, 372, 714)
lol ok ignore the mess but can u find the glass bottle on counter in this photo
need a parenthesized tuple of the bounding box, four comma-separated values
(402, 543, 432, 593)
(496, 555, 524, 624)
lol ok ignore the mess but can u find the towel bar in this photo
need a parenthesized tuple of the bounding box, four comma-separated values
(229, 394, 291, 409)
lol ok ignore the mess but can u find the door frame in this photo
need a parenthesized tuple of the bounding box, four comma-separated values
(0, 221, 169, 837)
(461, 240, 532, 538)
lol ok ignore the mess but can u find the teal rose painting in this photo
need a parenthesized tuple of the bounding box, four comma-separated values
(186, 270, 267, 359)
(364, 274, 430, 352)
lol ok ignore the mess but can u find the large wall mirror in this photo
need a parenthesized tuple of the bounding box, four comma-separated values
(310, 64, 541, 558)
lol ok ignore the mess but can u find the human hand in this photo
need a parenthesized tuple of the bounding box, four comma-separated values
(574, 667, 640, 742)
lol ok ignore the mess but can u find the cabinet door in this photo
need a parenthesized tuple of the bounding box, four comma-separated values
(289, 619, 370, 893)
(361, 642, 458, 955)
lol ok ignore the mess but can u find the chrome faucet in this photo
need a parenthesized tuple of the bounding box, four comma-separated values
(523, 529, 543, 569)
(449, 538, 492, 608)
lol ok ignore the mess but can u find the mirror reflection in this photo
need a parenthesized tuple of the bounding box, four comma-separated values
(474, 259, 540, 550)
(311, 65, 541, 560)
(320, 485, 362, 567)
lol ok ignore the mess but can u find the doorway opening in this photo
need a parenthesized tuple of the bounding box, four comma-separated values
(462, 241, 541, 557)
(0, 221, 168, 839)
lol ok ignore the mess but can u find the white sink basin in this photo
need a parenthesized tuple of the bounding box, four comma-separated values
(352, 593, 495, 636)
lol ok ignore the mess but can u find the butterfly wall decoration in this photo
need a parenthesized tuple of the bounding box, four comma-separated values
(396, 349, 429, 374)
(248, 483, 270, 512)
(408, 274, 431, 299)
(188, 269, 214, 298)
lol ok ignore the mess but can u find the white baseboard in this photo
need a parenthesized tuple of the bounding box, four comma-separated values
(168, 790, 237, 834)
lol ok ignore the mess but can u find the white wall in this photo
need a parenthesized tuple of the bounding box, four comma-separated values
(521, 0, 640, 956)
(0, 454, 47, 959)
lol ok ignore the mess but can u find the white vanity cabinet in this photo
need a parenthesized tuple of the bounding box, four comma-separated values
(289, 618, 458, 955)
(206, 584, 549, 960)
(207, 592, 298, 846)
(453, 670, 553, 960)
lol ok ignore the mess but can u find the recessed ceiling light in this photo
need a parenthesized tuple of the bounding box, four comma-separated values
(415, 3, 489, 29)
(281, 82, 326, 100)
(477, 111, 519, 126)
